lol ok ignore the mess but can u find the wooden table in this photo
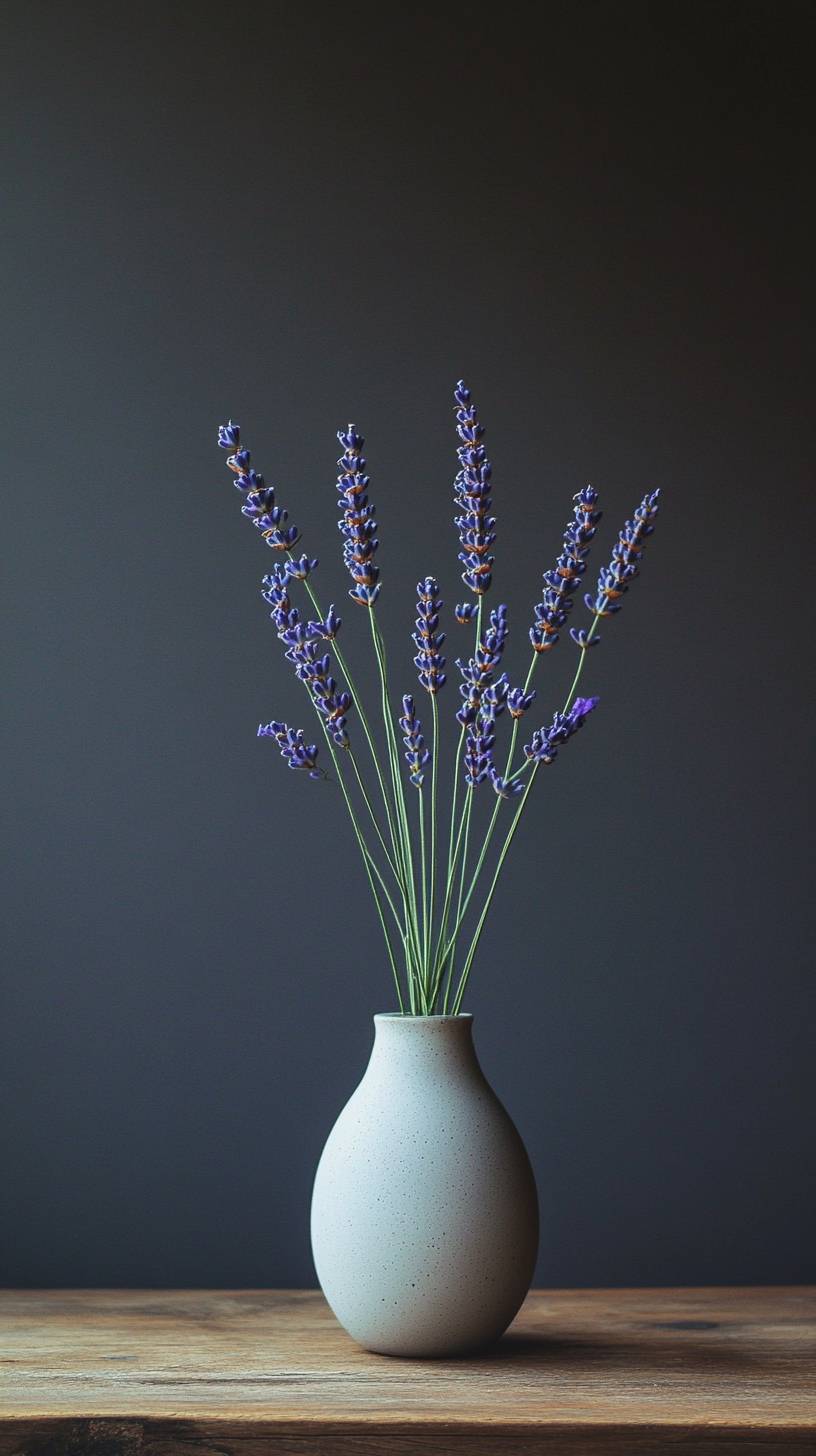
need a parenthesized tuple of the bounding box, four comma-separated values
(1, 1288, 813, 1453)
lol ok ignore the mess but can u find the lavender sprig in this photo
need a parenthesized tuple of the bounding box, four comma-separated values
(218, 422, 301, 551)
(454, 381, 495, 596)
(413, 577, 447, 693)
(274, 607, 352, 747)
(577, 489, 660, 643)
(523, 696, 600, 765)
(336, 424, 380, 606)
(259, 571, 351, 748)
(456, 604, 509, 727)
(257, 720, 322, 778)
(399, 695, 430, 788)
(530, 486, 601, 654)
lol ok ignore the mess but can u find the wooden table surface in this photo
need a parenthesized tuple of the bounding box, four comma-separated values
(0, 1288, 814, 1454)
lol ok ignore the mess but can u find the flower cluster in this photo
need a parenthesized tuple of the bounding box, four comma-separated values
(457, 606, 512, 788)
(218, 422, 301, 551)
(336, 425, 380, 606)
(399, 695, 430, 787)
(454, 381, 495, 596)
(464, 713, 495, 787)
(523, 696, 600, 765)
(530, 486, 601, 653)
(582, 488, 661, 625)
(257, 721, 321, 778)
(413, 577, 446, 693)
(260, 574, 350, 748)
(275, 609, 351, 747)
(456, 605, 509, 729)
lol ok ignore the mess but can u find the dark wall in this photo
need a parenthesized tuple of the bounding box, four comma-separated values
(3, 1, 814, 1288)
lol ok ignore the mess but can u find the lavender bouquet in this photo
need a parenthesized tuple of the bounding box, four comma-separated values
(218, 384, 660, 1016)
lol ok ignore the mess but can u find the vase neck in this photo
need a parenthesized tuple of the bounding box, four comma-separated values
(368, 1014, 480, 1083)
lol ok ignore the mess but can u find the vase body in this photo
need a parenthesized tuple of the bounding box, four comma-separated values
(310, 1013, 538, 1357)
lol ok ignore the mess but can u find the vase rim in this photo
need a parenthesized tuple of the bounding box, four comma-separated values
(373, 1012, 473, 1023)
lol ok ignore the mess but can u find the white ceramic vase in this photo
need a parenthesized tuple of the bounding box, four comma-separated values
(311, 1013, 538, 1357)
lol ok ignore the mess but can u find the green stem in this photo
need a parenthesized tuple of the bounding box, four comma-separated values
(295, 565, 406, 899)
(369, 609, 423, 1002)
(562, 613, 602, 711)
(418, 788, 429, 1004)
(321, 734, 405, 1012)
(428, 692, 439, 999)
(451, 763, 540, 1014)
(347, 747, 401, 885)
(449, 613, 605, 1011)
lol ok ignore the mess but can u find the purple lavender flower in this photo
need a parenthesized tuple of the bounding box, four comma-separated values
(413, 577, 446, 693)
(261, 565, 292, 613)
(274, 606, 352, 747)
(454, 381, 495, 596)
(482, 672, 510, 717)
(530, 486, 601, 654)
(523, 695, 600, 765)
(336, 424, 380, 606)
(455, 602, 477, 625)
(464, 711, 495, 787)
(481, 604, 508, 665)
(219, 423, 301, 551)
(307, 604, 342, 640)
(489, 766, 525, 799)
(399, 695, 430, 787)
(581, 488, 661, 627)
(285, 554, 318, 581)
(507, 686, 536, 718)
(455, 604, 510, 733)
(257, 721, 322, 778)
(568, 627, 600, 649)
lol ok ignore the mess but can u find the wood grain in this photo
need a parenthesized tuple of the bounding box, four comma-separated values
(0, 1288, 814, 1454)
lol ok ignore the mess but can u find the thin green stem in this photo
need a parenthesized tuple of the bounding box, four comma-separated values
(429, 692, 439, 995)
(451, 763, 540, 1014)
(562, 612, 602, 711)
(369, 609, 423, 1000)
(347, 747, 401, 885)
(279, 591, 405, 1009)
(448, 614, 605, 1011)
(294, 565, 405, 897)
(322, 734, 405, 1012)
(418, 788, 429, 1004)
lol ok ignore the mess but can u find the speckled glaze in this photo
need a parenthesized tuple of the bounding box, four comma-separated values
(310, 1013, 538, 1357)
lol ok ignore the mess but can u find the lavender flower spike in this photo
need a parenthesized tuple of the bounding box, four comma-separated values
(258, 720, 322, 778)
(530, 485, 601, 654)
(454, 380, 495, 596)
(456, 606, 508, 727)
(523, 695, 600, 765)
(581, 488, 661, 625)
(336, 424, 380, 606)
(413, 577, 446, 693)
(218, 422, 301, 551)
(399, 695, 430, 787)
(464, 710, 496, 787)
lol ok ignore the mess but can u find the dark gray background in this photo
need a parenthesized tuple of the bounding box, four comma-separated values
(2, 1, 814, 1288)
